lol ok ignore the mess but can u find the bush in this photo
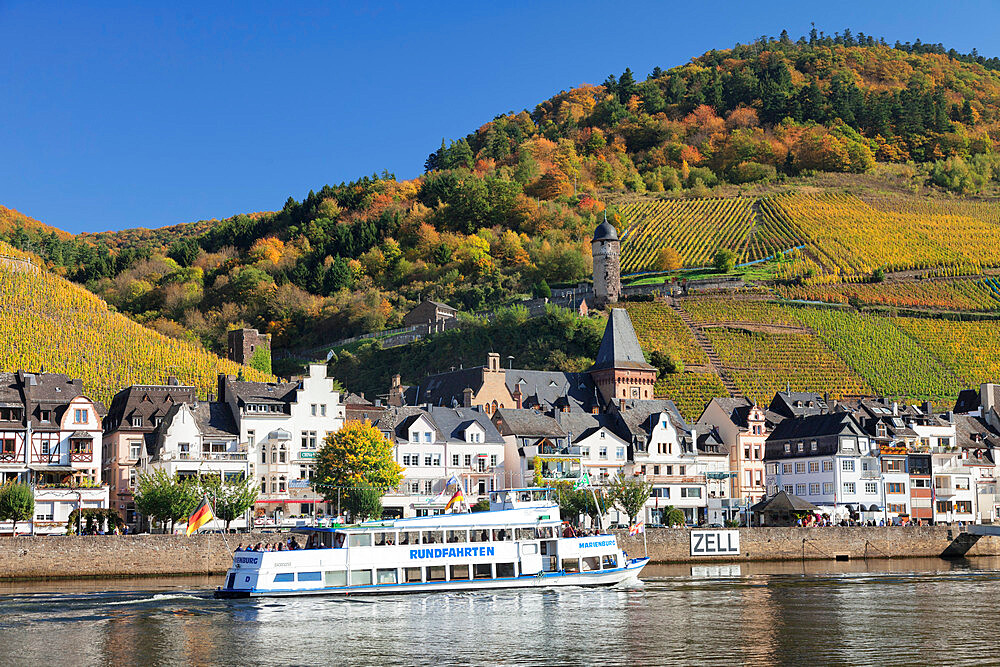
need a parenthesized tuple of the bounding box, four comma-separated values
(730, 161, 777, 184)
(714, 248, 738, 273)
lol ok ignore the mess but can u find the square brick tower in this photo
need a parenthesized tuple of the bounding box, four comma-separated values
(227, 328, 271, 365)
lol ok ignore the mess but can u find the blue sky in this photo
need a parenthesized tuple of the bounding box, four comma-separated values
(2, 1, 999, 234)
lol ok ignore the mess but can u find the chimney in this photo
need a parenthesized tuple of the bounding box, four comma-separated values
(982, 383, 996, 416)
(487, 352, 500, 373)
(922, 401, 933, 415)
(513, 383, 523, 410)
(167, 375, 179, 386)
(619, 398, 625, 411)
(892, 401, 898, 416)
(208, 392, 215, 403)
(463, 387, 473, 408)
(946, 411, 954, 424)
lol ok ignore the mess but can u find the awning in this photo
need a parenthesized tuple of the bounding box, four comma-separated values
(69, 431, 93, 439)
(28, 465, 75, 472)
(254, 499, 325, 504)
(866, 504, 882, 512)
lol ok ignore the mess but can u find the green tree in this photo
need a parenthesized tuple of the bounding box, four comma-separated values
(662, 505, 686, 527)
(248, 345, 272, 375)
(608, 477, 652, 525)
(713, 248, 738, 273)
(344, 484, 383, 523)
(0, 482, 34, 533)
(312, 420, 404, 510)
(134, 469, 200, 533)
(201, 475, 258, 531)
(471, 498, 491, 512)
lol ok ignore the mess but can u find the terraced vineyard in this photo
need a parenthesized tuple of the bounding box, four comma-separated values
(893, 318, 1000, 387)
(680, 298, 804, 327)
(653, 372, 729, 421)
(0, 242, 273, 404)
(704, 328, 871, 404)
(790, 308, 964, 400)
(778, 277, 1000, 311)
(623, 302, 707, 365)
(770, 193, 1000, 282)
(618, 198, 755, 272)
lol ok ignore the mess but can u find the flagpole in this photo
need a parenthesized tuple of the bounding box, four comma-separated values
(643, 525, 648, 558)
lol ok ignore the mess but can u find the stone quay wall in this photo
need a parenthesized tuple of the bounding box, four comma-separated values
(0, 533, 275, 581)
(1, 527, 999, 581)
(612, 526, 1000, 563)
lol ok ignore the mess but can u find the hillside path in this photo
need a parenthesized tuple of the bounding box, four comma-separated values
(669, 300, 742, 399)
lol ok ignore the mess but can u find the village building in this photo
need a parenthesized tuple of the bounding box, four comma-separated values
(218, 363, 345, 525)
(852, 398, 920, 523)
(373, 406, 504, 518)
(102, 378, 197, 529)
(227, 327, 271, 367)
(696, 397, 773, 511)
(954, 413, 1000, 522)
(402, 299, 458, 329)
(492, 408, 569, 488)
(0, 371, 107, 535)
(589, 309, 657, 404)
(765, 412, 879, 522)
(141, 401, 249, 529)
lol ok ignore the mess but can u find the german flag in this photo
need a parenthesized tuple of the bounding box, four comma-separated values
(445, 486, 464, 512)
(186, 496, 215, 536)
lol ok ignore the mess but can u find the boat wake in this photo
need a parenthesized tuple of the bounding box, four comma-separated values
(107, 593, 206, 606)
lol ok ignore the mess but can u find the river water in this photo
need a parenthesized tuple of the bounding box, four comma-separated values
(2, 558, 999, 666)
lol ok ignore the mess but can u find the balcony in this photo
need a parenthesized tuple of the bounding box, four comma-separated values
(935, 485, 957, 497)
(539, 468, 581, 480)
(640, 474, 706, 485)
(178, 452, 248, 461)
(539, 444, 581, 456)
(860, 470, 881, 480)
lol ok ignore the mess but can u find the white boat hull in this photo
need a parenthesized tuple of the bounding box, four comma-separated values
(217, 558, 648, 598)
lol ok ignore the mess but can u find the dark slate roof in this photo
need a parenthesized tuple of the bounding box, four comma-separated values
(104, 383, 197, 433)
(697, 427, 729, 456)
(492, 408, 565, 438)
(344, 392, 373, 406)
(413, 368, 484, 407)
(590, 309, 655, 372)
(954, 389, 981, 414)
(228, 379, 299, 404)
(954, 413, 1000, 452)
(193, 402, 239, 438)
(767, 412, 864, 443)
(505, 370, 597, 413)
(373, 406, 441, 441)
(425, 300, 457, 312)
(553, 410, 608, 442)
(429, 407, 503, 444)
(613, 399, 689, 441)
(750, 490, 820, 513)
(593, 219, 619, 242)
(0, 373, 24, 420)
(768, 391, 830, 419)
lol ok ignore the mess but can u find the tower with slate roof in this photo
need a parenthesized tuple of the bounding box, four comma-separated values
(592, 213, 621, 308)
(588, 308, 657, 404)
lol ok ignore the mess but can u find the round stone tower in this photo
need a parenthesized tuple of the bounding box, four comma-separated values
(592, 214, 621, 308)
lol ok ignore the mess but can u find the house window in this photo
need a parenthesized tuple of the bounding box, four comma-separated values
(424, 432, 432, 443)
(939, 437, 951, 448)
(452, 454, 459, 467)
(808, 461, 819, 473)
(39, 410, 51, 423)
(321, 404, 327, 417)
(131, 416, 143, 428)
(74, 409, 88, 423)
(680, 487, 701, 498)
(809, 483, 820, 495)
(279, 447, 286, 463)
(424, 480, 434, 494)
(424, 455, 433, 467)
(262, 448, 268, 464)
(843, 482, 856, 494)
(888, 503, 907, 514)
(247, 430, 255, 447)
(491, 454, 498, 467)
(823, 482, 834, 494)
(795, 484, 807, 495)
(955, 477, 970, 490)
(678, 465, 686, 475)
(179, 442, 190, 458)
(822, 460, 834, 472)
(794, 462, 805, 474)
(744, 447, 751, 460)
(842, 459, 855, 472)
(887, 483, 904, 494)
(956, 500, 972, 513)
(810, 441, 817, 452)
(410, 482, 419, 493)
(464, 454, 472, 467)
(311, 404, 317, 416)
(599, 447, 608, 460)
(581, 447, 590, 458)
(278, 477, 286, 492)
(784, 444, 791, 453)
(753, 447, 761, 460)
(782, 463, 792, 475)
(411, 431, 419, 443)
(129, 468, 137, 489)
(129, 442, 142, 460)
(402, 454, 412, 466)
(865, 482, 878, 494)
(433, 455, 441, 467)
(783, 485, 794, 494)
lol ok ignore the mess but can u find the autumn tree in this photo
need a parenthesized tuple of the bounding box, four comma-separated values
(655, 246, 683, 271)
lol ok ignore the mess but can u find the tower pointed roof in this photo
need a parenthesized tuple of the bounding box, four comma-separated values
(593, 211, 618, 242)
(590, 308, 655, 372)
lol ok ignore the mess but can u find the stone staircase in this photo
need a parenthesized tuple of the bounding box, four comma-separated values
(670, 300, 743, 399)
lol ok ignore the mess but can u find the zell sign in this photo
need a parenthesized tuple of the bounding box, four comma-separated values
(690, 530, 740, 556)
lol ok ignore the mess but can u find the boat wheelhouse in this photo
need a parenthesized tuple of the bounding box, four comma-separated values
(215, 488, 647, 598)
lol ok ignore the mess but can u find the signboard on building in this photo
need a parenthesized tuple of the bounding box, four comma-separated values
(299, 451, 317, 459)
(289, 479, 311, 489)
(690, 530, 740, 556)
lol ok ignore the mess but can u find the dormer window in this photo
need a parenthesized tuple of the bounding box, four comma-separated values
(132, 416, 143, 428)
(39, 410, 51, 423)
(153, 417, 163, 427)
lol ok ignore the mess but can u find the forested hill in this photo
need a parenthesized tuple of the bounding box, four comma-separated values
(3, 30, 1000, 365)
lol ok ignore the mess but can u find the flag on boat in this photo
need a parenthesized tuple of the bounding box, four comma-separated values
(572, 472, 591, 490)
(628, 522, 645, 536)
(447, 474, 461, 487)
(186, 496, 215, 536)
(445, 486, 465, 511)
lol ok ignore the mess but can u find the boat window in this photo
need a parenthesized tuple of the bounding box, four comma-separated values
(446, 529, 467, 543)
(496, 562, 515, 578)
(333, 533, 346, 549)
(492, 528, 511, 541)
(350, 570, 373, 586)
(537, 526, 555, 539)
(469, 529, 490, 543)
(516, 528, 536, 540)
(422, 530, 443, 544)
(521, 543, 538, 555)
(297, 571, 322, 582)
(450, 564, 470, 580)
(562, 559, 580, 573)
(404, 567, 423, 583)
(373, 532, 392, 546)
(602, 554, 618, 569)
(273, 573, 294, 583)
(377, 569, 397, 584)
(427, 566, 446, 582)
(324, 570, 347, 587)
(398, 531, 421, 546)
(581, 557, 600, 572)
(473, 563, 493, 579)
(348, 533, 372, 548)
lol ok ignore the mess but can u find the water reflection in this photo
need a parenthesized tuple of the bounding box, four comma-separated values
(1, 560, 999, 666)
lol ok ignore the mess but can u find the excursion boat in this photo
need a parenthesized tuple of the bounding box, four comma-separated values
(215, 488, 648, 598)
